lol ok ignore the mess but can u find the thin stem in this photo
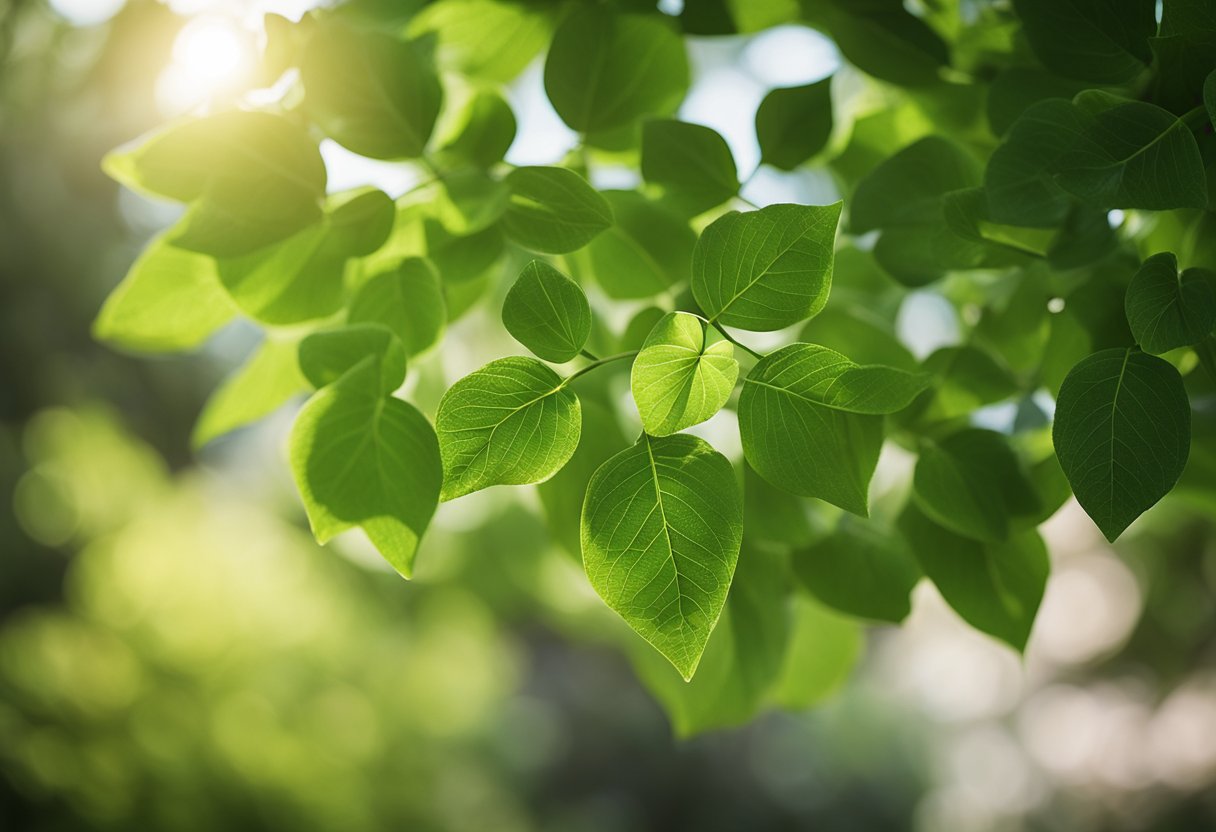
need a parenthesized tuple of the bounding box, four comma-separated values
(708, 320, 764, 360)
(562, 351, 638, 386)
(1181, 104, 1210, 131)
(736, 193, 762, 210)
(1194, 336, 1216, 386)
(579, 348, 601, 361)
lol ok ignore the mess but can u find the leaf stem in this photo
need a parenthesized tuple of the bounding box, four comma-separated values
(579, 348, 601, 361)
(1180, 104, 1210, 131)
(707, 320, 765, 360)
(562, 351, 638, 386)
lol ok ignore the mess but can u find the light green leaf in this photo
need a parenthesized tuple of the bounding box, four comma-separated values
(1055, 101, 1207, 210)
(289, 359, 442, 578)
(435, 357, 581, 500)
(192, 336, 308, 449)
(913, 429, 1041, 543)
(298, 323, 407, 396)
(544, 6, 689, 133)
(792, 518, 920, 623)
(630, 312, 738, 436)
(755, 77, 834, 171)
(433, 88, 517, 169)
(501, 261, 592, 363)
(768, 593, 861, 711)
(1053, 347, 1191, 541)
(407, 0, 553, 83)
(582, 433, 743, 680)
(501, 166, 613, 254)
(300, 19, 442, 159)
(93, 237, 236, 352)
(692, 202, 842, 331)
(569, 190, 693, 300)
(1011, 0, 1155, 83)
(215, 222, 344, 325)
(348, 258, 446, 358)
(739, 343, 929, 514)
(640, 120, 739, 215)
(399, 170, 508, 236)
(325, 186, 396, 255)
(104, 110, 326, 256)
(1124, 252, 1216, 355)
(899, 504, 1048, 651)
(628, 545, 788, 736)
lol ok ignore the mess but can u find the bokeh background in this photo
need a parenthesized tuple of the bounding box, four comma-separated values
(3, 1, 1216, 830)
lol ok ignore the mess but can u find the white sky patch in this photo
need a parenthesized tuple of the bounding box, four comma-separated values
(743, 25, 840, 87)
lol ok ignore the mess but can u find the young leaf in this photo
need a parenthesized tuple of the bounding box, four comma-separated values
(640, 120, 739, 215)
(501, 166, 613, 254)
(93, 238, 236, 352)
(581, 433, 743, 680)
(738, 343, 930, 514)
(289, 359, 442, 578)
(899, 504, 1048, 652)
(755, 77, 834, 171)
(544, 6, 689, 133)
(1124, 252, 1216, 355)
(192, 336, 308, 449)
(792, 518, 921, 623)
(298, 324, 407, 396)
(913, 429, 1041, 543)
(630, 312, 738, 436)
(1011, 0, 1155, 83)
(435, 357, 581, 500)
(1053, 348, 1191, 541)
(301, 19, 442, 159)
(348, 258, 447, 358)
(1055, 101, 1207, 210)
(692, 202, 842, 331)
(501, 261, 592, 363)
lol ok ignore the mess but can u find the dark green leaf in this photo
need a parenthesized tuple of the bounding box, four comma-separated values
(792, 518, 920, 623)
(569, 191, 693, 300)
(1125, 252, 1216, 355)
(348, 258, 446, 358)
(502, 166, 613, 254)
(1053, 348, 1191, 541)
(851, 136, 980, 233)
(641, 120, 739, 214)
(1011, 0, 1155, 83)
(755, 77, 834, 171)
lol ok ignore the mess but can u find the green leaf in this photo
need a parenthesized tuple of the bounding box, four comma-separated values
(582, 433, 742, 680)
(192, 336, 307, 449)
(799, 305, 918, 372)
(544, 6, 689, 134)
(913, 429, 1041, 543)
(898, 504, 1048, 652)
(298, 323, 407, 396)
(628, 545, 788, 735)
(433, 88, 517, 169)
(104, 111, 326, 256)
(1124, 252, 1216, 355)
(850, 136, 980, 233)
(300, 19, 442, 159)
(768, 594, 861, 711)
(792, 518, 920, 623)
(407, 0, 552, 83)
(348, 258, 447, 358)
(755, 77, 834, 171)
(214, 222, 345, 326)
(640, 120, 739, 215)
(1011, 0, 1155, 83)
(325, 187, 396, 256)
(501, 261, 592, 363)
(692, 203, 842, 331)
(501, 166, 613, 254)
(1207, 70, 1216, 128)
(569, 191, 693, 300)
(985, 68, 1088, 137)
(739, 343, 930, 514)
(619, 306, 669, 352)
(93, 237, 235, 352)
(435, 357, 581, 500)
(289, 359, 442, 578)
(984, 99, 1083, 228)
(1053, 348, 1191, 541)
(803, 0, 949, 87)
(399, 170, 509, 237)
(630, 312, 738, 436)
(1055, 101, 1207, 210)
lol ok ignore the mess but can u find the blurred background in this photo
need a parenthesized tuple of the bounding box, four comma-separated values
(2, 1, 1216, 830)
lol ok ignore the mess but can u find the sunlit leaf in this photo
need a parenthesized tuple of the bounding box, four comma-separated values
(501, 260, 592, 363)
(630, 312, 738, 436)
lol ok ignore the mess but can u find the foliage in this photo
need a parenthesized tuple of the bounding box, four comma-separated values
(96, 0, 1216, 732)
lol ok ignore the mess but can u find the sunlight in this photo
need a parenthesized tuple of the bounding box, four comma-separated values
(156, 16, 254, 114)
